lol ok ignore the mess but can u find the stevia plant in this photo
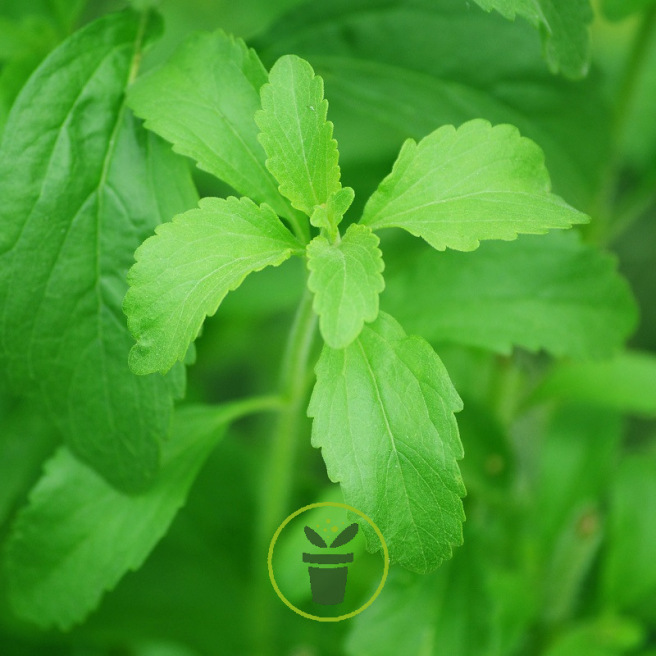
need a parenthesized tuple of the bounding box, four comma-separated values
(123, 48, 590, 573)
(0, 1, 653, 654)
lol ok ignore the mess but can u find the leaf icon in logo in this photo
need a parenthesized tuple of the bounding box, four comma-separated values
(330, 522, 359, 548)
(304, 526, 328, 548)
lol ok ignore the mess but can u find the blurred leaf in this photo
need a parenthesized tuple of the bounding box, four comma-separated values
(543, 616, 645, 656)
(127, 30, 300, 226)
(0, 395, 58, 528)
(0, 16, 55, 60)
(307, 224, 385, 348)
(383, 231, 636, 359)
(536, 406, 621, 538)
(602, 0, 656, 20)
(124, 196, 299, 375)
(474, 0, 593, 78)
(346, 537, 494, 656)
(535, 406, 621, 623)
(603, 451, 656, 612)
(456, 397, 514, 493)
(74, 426, 261, 654)
(256, 54, 342, 216)
(309, 312, 465, 573)
(254, 0, 611, 209)
(0, 11, 198, 492)
(535, 352, 656, 416)
(4, 403, 249, 630)
(617, 14, 656, 179)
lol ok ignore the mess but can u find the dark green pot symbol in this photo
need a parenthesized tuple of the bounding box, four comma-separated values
(302, 523, 359, 605)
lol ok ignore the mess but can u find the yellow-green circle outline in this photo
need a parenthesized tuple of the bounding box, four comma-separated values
(267, 502, 389, 622)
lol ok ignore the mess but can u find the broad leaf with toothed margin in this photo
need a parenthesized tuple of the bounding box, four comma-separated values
(307, 224, 385, 349)
(256, 54, 342, 217)
(308, 312, 465, 573)
(473, 0, 593, 79)
(5, 403, 241, 630)
(127, 30, 298, 223)
(361, 120, 588, 252)
(383, 231, 637, 358)
(0, 10, 196, 492)
(124, 196, 301, 375)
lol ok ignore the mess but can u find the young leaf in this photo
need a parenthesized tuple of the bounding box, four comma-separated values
(383, 231, 637, 359)
(4, 402, 244, 630)
(256, 55, 342, 217)
(304, 526, 328, 548)
(307, 224, 385, 349)
(0, 10, 195, 492)
(330, 522, 359, 548)
(310, 186, 355, 234)
(473, 0, 593, 79)
(127, 31, 299, 227)
(308, 312, 465, 573)
(361, 119, 588, 252)
(254, 0, 611, 209)
(124, 196, 301, 375)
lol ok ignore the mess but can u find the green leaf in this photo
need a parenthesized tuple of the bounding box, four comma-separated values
(310, 186, 355, 235)
(361, 119, 588, 252)
(0, 393, 59, 527)
(255, 54, 342, 217)
(534, 406, 621, 624)
(347, 537, 493, 656)
(603, 451, 656, 611)
(543, 616, 646, 656)
(382, 231, 637, 358)
(127, 31, 299, 227)
(254, 0, 611, 210)
(473, 0, 593, 79)
(534, 351, 656, 416)
(307, 224, 385, 349)
(124, 196, 300, 376)
(471, 0, 541, 20)
(0, 11, 196, 492)
(308, 312, 465, 573)
(602, 0, 656, 20)
(4, 402, 242, 630)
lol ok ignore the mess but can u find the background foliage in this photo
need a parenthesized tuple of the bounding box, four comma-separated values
(0, 0, 655, 655)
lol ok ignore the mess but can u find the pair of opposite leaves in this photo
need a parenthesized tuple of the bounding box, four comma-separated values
(124, 45, 586, 573)
(124, 52, 586, 372)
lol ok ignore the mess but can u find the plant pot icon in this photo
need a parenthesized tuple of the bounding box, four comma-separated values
(302, 523, 359, 605)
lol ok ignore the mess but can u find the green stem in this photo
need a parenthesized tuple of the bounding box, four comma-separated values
(590, 6, 656, 243)
(259, 285, 318, 543)
(251, 285, 318, 653)
(489, 355, 524, 427)
(209, 394, 284, 426)
(613, 5, 656, 144)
